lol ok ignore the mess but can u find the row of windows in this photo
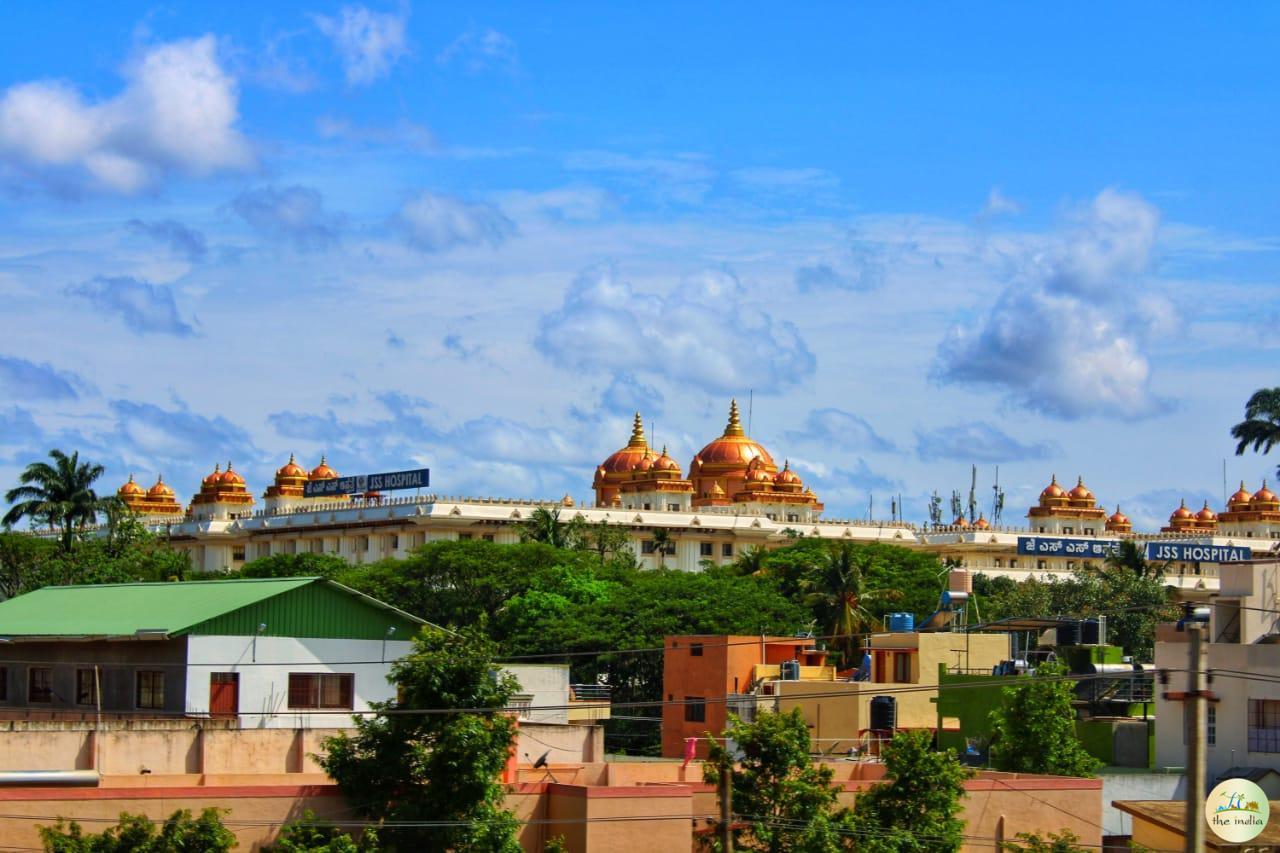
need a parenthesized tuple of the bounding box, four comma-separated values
(0, 667, 167, 709)
(0, 668, 356, 712)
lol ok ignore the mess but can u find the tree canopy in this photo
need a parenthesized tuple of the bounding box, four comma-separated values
(704, 709, 852, 852)
(988, 660, 1101, 778)
(40, 808, 235, 853)
(3, 449, 107, 551)
(850, 730, 969, 853)
(320, 628, 521, 853)
(1232, 387, 1280, 475)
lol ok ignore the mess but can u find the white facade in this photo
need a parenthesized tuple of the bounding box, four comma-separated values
(504, 663, 573, 725)
(184, 635, 413, 728)
(1155, 560, 1280, 779)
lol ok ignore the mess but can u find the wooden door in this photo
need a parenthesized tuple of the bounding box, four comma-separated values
(210, 672, 239, 716)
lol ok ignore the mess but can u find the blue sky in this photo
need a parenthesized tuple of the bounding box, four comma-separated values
(1, 2, 1279, 530)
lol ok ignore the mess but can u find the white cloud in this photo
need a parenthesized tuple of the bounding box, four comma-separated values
(436, 27, 520, 75)
(564, 150, 715, 204)
(978, 187, 1022, 220)
(0, 36, 252, 194)
(536, 265, 815, 395)
(915, 421, 1056, 462)
(396, 191, 515, 252)
(499, 187, 616, 222)
(933, 189, 1173, 419)
(730, 167, 839, 191)
(314, 4, 410, 86)
(231, 185, 344, 252)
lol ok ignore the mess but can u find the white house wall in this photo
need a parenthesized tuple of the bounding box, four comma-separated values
(184, 635, 413, 728)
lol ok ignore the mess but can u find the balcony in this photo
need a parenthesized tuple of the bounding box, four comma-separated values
(567, 684, 612, 723)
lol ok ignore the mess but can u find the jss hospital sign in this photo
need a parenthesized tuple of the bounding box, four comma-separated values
(302, 467, 430, 498)
(1016, 536, 1251, 564)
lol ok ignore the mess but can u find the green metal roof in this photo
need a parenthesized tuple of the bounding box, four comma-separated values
(0, 577, 426, 640)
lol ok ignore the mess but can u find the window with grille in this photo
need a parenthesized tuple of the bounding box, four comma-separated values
(684, 697, 706, 723)
(136, 671, 165, 709)
(700, 542, 713, 557)
(721, 543, 733, 557)
(76, 669, 99, 705)
(28, 668, 52, 703)
(288, 673, 354, 710)
(1249, 699, 1280, 752)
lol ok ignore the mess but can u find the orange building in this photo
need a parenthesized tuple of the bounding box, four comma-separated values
(1027, 475, 1108, 535)
(593, 401, 822, 520)
(115, 474, 182, 516)
(188, 462, 255, 521)
(661, 635, 829, 759)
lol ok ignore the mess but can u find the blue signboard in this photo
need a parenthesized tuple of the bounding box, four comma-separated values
(1144, 542, 1252, 563)
(1016, 537, 1119, 558)
(303, 467, 430, 498)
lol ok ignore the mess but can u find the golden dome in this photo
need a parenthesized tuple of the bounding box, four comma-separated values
(147, 475, 175, 499)
(745, 464, 772, 484)
(1253, 479, 1278, 507)
(118, 474, 145, 497)
(774, 460, 802, 486)
(1068, 476, 1094, 503)
(202, 463, 222, 486)
(709, 483, 726, 497)
(974, 515, 990, 530)
(1229, 481, 1253, 509)
(653, 446, 680, 472)
(276, 453, 307, 480)
(693, 399, 776, 467)
(952, 515, 971, 528)
(1108, 506, 1130, 526)
(600, 413, 651, 474)
(1170, 499, 1193, 521)
(219, 462, 245, 486)
(1196, 501, 1218, 522)
(1040, 475, 1066, 500)
(309, 455, 339, 481)
(635, 450, 656, 472)
(561, 494, 575, 507)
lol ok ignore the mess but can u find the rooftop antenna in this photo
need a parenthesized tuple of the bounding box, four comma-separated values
(1223, 458, 1228, 507)
(748, 389, 754, 435)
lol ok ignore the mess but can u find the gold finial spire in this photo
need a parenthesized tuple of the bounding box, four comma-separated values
(628, 412, 647, 447)
(1077, 475, 1084, 486)
(289, 452, 296, 463)
(226, 460, 234, 471)
(156, 474, 163, 483)
(724, 399, 744, 437)
(320, 454, 327, 465)
(128, 473, 135, 483)
(213, 463, 221, 473)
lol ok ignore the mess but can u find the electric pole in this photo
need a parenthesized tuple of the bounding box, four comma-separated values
(717, 752, 733, 852)
(1185, 620, 1206, 853)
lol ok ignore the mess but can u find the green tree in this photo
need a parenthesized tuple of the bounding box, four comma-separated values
(703, 709, 851, 852)
(850, 730, 969, 853)
(582, 520, 631, 566)
(519, 506, 584, 550)
(1000, 830, 1089, 852)
(39, 808, 235, 852)
(320, 628, 520, 852)
(650, 527, 673, 568)
(801, 542, 902, 666)
(732, 544, 770, 577)
(3, 450, 106, 551)
(265, 810, 378, 852)
(0, 531, 57, 598)
(988, 660, 1101, 777)
(1103, 540, 1166, 582)
(239, 552, 351, 579)
(1232, 387, 1280, 476)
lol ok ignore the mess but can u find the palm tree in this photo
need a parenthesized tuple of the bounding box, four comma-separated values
(801, 542, 902, 666)
(3, 450, 107, 551)
(650, 528, 673, 569)
(1104, 540, 1167, 581)
(732, 544, 769, 577)
(1232, 388, 1280, 475)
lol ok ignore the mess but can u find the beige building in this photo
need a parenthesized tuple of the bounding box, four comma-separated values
(1154, 559, 1280, 780)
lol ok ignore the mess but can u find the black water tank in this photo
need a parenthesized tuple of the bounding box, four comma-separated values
(1056, 621, 1080, 646)
(1079, 619, 1101, 645)
(870, 695, 897, 731)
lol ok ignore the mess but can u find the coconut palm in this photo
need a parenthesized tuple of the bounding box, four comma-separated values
(3, 450, 106, 551)
(1232, 388, 1280, 475)
(732, 544, 769, 577)
(1104, 539, 1168, 581)
(801, 542, 902, 666)
(650, 528, 673, 569)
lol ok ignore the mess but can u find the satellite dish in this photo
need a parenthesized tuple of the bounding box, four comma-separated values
(533, 750, 550, 769)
